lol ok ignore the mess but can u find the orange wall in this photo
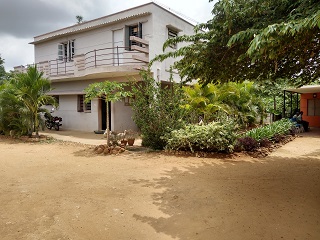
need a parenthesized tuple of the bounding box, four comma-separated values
(300, 93, 320, 127)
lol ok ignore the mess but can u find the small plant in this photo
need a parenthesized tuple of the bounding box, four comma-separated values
(125, 129, 138, 140)
(244, 119, 294, 141)
(259, 138, 272, 148)
(236, 136, 259, 151)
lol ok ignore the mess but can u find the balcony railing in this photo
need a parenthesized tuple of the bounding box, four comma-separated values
(14, 36, 149, 79)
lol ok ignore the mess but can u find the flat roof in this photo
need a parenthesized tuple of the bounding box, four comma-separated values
(285, 85, 320, 94)
(30, 2, 196, 45)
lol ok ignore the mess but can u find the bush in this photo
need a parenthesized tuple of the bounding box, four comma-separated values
(162, 121, 238, 153)
(236, 136, 259, 151)
(259, 138, 272, 148)
(130, 70, 187, 150)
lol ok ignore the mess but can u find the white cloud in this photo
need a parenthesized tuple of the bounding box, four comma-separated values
(0, 35, 34, 71)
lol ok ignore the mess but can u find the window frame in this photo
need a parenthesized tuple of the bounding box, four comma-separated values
(58, 40, 75, 62)
(125, 22, 142, 51)
(167, 28, 178, 49)
(77, 95, 91, 113)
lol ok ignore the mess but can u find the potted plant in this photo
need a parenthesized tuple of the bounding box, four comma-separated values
(126, 129, 138, 146)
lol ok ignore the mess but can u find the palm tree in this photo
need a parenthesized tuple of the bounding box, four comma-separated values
(0, 66, 56, 136)
(182, 83, 229, 123)
(218, 81, 265, 127)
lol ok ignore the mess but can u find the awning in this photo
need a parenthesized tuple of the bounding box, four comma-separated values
(285, 85, 320, 94)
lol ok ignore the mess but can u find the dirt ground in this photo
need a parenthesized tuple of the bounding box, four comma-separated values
(0, 130, 320, 240)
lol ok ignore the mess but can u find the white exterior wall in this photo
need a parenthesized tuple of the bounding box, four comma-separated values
(55, 95, 98, 132)
(147, 4, 195, 82)
(112, 101, 137, 132)
(35, 16, 152, 64)
(31, 3, 195, 132)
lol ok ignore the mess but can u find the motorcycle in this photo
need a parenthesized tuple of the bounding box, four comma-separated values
(44, 112, 62, 131)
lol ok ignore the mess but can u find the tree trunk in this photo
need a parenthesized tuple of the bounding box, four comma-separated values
(106, 101, 110, 146)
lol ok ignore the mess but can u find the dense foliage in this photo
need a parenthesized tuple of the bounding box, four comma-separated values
(0, 66, 56, 136)
(0, 56, 6, 84)
(244, 119, 294, 141)
(152, 0, 320, 86)
(182, 81, 265, 127)
(130, 70, 187, 149)
(162, 118, 294, 153)
(162, 121, 238, 153)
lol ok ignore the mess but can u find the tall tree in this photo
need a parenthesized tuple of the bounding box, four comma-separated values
(152, 0, 320, 86)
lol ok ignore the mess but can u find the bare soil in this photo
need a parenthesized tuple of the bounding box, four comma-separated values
(0, 131, 320, 240)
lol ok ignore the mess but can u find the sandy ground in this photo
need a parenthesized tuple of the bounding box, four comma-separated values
(0, 129, 320, 240)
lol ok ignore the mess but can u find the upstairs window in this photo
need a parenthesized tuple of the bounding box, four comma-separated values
(168, 28, 178, 49)
(77, 95, 91, 113)
(125, 23, 142, 51)
(58, 40, 75, 61)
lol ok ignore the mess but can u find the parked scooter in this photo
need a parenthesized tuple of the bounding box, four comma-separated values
(44, 110, 62, 131)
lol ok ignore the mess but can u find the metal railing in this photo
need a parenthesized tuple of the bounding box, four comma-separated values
(49, 58, 75, 76)
(15, 45, 148, 78)
(84, 46, 146, 69)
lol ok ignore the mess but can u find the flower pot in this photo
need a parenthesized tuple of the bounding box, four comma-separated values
(127, 138, 135, 146)
(120, 140, 127, 146)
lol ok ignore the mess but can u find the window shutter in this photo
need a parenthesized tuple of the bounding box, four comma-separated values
(138, 22, 142, 38)
(71, 40, 75, 59)
(58, 44, 64, 61)
(125, 26, 130, 51)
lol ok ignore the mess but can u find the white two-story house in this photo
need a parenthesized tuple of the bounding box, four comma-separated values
(14, 2, 195, 132)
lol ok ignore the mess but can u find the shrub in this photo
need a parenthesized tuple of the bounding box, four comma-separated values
(259, 138, 272, 148)
(162, 121, 238, 153)
(130, 70, 187, 150)
(236, 136, 259, 151)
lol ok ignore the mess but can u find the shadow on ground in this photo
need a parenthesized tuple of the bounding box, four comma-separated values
(130, 157, 320, 240)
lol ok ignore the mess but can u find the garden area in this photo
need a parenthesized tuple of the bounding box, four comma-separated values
(0, 0, 320, 239)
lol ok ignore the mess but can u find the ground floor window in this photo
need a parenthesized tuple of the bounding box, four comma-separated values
(78, 95, 91, 112)
(307, 99, 320, 116)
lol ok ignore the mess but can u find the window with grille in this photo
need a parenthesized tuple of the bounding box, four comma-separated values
(125, 23, 142, 50)
(77, 95, 91, 112)
(58, 40, 75, 61)
(307, 99, 320, 116)
(168, 28, 178, 49)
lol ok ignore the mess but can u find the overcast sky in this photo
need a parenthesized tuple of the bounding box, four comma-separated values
(0, 0, 217, 71)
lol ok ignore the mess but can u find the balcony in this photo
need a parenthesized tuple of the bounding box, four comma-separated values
(14, 37, 149, 82)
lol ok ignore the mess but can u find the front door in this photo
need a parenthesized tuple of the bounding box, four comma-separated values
(101, 99, 111, 130)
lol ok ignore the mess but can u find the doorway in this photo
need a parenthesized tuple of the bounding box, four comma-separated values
(101, 99, 111, 130)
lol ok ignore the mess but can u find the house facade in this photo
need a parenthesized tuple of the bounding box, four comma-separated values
(14, 2, 195, 132)
(285, 85, 320, 128)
